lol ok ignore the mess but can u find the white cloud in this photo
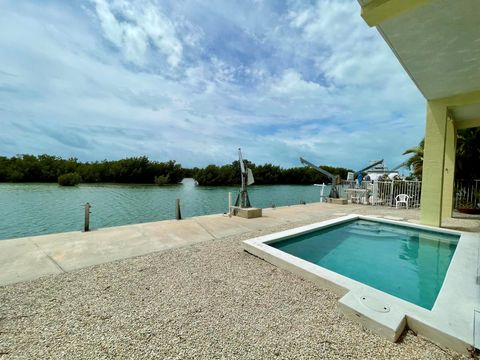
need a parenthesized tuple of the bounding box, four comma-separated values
(93, 0, 124, 45)
(92, 0, 183, 67)
(0, 0, 426, 170)
(270, 69, 327, 96)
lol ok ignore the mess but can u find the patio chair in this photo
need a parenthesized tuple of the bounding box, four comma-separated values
(349, 189, 364, 204)
(369, 182, 384, 206)
(369, 195, 385, 206)
(395, 194, 410, 209)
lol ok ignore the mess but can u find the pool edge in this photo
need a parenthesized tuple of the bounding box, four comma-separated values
(242, 214, 476, 356)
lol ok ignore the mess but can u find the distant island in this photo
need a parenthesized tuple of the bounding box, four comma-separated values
(0, 154, 352, 186)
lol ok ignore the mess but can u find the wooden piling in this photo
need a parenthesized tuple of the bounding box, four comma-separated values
(84, 202, 91, 232)
(175, 198, 182, 220)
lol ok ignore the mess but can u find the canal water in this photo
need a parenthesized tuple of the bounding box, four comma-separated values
(0, 179, 331, 240)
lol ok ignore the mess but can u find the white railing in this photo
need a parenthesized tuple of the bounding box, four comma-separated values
(454, 180, 480, 209)
(376, 180, 421, 208)
(340, 179, 480, 210)
(342, 180, 422, 208)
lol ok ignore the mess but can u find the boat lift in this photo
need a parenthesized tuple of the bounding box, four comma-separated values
(362, 160, 408, 181)
(391, 161, 407, 172)
(235, 148, 254, 208)
(300, 157, 341, 198)
(390, 161, 408, 173)
(301, 157, 385, 199)
(356, 159, 384, 185)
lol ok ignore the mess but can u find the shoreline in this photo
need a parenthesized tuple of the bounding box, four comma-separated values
(0, 182, 332, 240)
(1, 202, 474, 359)
(0, 202, 413, 286)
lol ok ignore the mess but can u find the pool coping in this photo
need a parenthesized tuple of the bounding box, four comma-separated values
(242, 214, 479, 355)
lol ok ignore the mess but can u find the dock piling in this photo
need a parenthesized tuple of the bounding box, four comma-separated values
(84, 202, 91, 232)
(175, 198, 182, 220)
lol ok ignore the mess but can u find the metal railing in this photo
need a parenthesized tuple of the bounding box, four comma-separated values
(454, 180, 480, 209)
(340, 178, 480, 210)
(342, 180, 422, 208)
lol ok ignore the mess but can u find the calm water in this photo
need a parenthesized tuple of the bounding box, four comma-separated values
(0, 179, 330, 240)
(272, 219, 459, 309)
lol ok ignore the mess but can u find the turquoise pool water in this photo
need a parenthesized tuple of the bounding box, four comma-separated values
(271, 219, 459, 310)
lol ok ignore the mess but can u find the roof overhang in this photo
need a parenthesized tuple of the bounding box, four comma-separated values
(360, 0, 431, 27)
(359, 0, 480, 126)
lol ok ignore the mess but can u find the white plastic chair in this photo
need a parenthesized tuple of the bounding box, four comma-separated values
(369, 182, 384, 206)
(395, 194, 410, 209)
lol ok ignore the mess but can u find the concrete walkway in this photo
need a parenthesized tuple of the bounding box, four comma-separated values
(1, 202, 478, 286)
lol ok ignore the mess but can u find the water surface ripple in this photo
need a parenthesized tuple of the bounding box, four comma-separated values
(0, 179, 330, 240)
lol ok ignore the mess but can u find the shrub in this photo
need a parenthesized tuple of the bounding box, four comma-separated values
(58, 172, 82, 186)
(154, 174, 170, 186)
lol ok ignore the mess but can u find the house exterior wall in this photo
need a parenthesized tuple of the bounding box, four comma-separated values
(420, 101, 448, 227)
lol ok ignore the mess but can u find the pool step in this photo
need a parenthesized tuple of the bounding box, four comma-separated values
(338, 290, 407, 342)
(347, 228, 397, 238)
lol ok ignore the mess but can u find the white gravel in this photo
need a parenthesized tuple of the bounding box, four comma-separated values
(0, 222, 470, 359)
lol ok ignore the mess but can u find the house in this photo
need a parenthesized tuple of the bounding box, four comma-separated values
(358, 0, 480, 226)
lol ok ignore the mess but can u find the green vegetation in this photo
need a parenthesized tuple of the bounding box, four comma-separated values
(58, 172, 82, 186)
(0, 154, 352, 186)
(0, 155, 184, 185)
(193, 161, 352, 186)
(456, 128, 480, 180)
(404, 128, 480, 181)
(154, 175, 170, 186)
(403, 139, 424, 179)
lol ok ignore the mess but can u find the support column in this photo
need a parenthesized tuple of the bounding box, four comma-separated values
(441, 116, 457, 221)
(420, 100, 448, 227)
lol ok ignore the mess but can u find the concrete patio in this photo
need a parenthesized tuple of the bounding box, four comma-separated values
(1, 202, 478, 287)
(1, 202, 477, 359)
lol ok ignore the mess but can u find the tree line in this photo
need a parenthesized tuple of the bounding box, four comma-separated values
(0, 155, 184, 185)
(193, 161, 352, 186)
(0, 154, 352, 186)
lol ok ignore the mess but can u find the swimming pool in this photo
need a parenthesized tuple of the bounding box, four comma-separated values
(270, 219, 459, 310)
(242, 214, 479, 354)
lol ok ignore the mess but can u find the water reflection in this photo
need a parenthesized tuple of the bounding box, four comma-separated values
(0, 181, 331, 240)
(272, 219, 459, 309)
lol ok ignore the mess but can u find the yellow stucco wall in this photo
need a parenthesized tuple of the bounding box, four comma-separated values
(441, 116, 456, 220)
(420, 101, 448, 227)
(358, 1, 480, 227)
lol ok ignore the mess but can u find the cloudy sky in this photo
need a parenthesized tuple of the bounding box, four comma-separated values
(0, 0, 425, 169)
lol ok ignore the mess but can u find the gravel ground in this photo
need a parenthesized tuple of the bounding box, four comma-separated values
(0, 222, 471, 359)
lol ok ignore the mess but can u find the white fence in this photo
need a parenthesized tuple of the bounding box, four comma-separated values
(338, 179, 479, 210)
(454, 180, 480, 209)
(341, 180, 422, 208)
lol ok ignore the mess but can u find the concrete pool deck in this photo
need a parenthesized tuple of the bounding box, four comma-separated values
(242, 214, 480, 355)
(1, 202, 479, 287)
(1, 202, 479, 359)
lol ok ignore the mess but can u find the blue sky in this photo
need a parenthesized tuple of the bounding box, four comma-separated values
(0, 0, 425, 169)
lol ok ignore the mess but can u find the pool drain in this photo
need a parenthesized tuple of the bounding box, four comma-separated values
(359, 295, 390, 313)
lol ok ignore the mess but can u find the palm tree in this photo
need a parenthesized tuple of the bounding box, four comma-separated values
(403, 128, 479, 181)
(403, 139, 424, 179)
(456, 128, 480, 180)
